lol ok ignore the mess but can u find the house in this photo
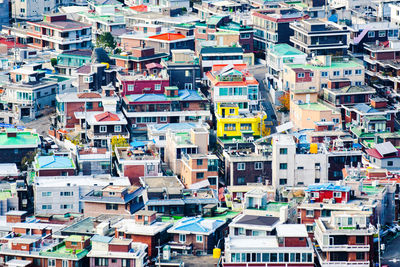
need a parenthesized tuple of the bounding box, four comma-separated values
(289, 19, 350, 56)
(322, 83, 376, 108)
(87, 235, 148, 267)
(228, 214, 282, 236)
(0, 129, 40, 165)
(80, 111, 129, 148)
(76, 62, 119, 92)
(81, 185, 144, 217)
(162, 49, 201, 90)
(56, 49, 92, 76)
(194, 15, 254, 53)
(76, 147, 112, 175)
(364, 141, 400, 170)
(314, 211, 375, 266)
(167, 217, 226, 255)
(265, 44, 307, 102)
(33, 154, 75, 177)
(181, 153, 219, 189)
(140, 176, 219, 216)
(12, 0, 58, 21)
(222, 224, 314, 266)
(113, 210, 172, 258)
(364, 40, 400, 91)
(114, 144, 161, 185)
(199, 46, 245, 73)
(34, 174, 131, 215)
(113, 46, 168, 73)
(27, 14, 92, 52)
(0, 64, 59, 122)
(193, 0, 246, 21)
(305, 183, 351, 204)
(206, 64, 260, 112)
(252, 8, 307, 51)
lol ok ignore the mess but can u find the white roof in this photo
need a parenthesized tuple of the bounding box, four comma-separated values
(376, 142, 397, 156)
(276, 224, 308, 238)
(273, 134, 295, 145)
(113, 219, 171, 236)
(227, 236, 278, 249)
(0, 164, 18, 176)
(34, 175, 130, 188)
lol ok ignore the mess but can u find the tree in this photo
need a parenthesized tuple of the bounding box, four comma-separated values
(96, 32, 116, 51)
(278, 92, 290, 113)
(20, 150, 37, 171)
(50, 58, 57, 68)
(111, 135, 129, 150)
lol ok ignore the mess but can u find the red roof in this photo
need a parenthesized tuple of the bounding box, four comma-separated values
(130, 4, 148, 12)
(149, 33, 186, 41)
(211, 64, 248, 72)
(95, 111, 120, 122)
(146, 62, 163, 69)
(0, 38, 26, 49)
(77, 93, 101, 99)
(366, 148, 400, 159)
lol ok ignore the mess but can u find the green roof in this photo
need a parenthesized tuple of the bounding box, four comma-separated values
(265, 202, 289, 212)
(288, 59, 363, 70)
(206, 16, 225, 25)
(48, 75, 70, 82)
(297, 102, 338, 112)
(362, 185, 384, 196)
(0, 131, 40, 148)
(175, 23, 195, 29)
(219, 22, 252, 31)
(0, 190, 12, 201)
(367, 116, 386, 121)
(270, 44, 306, 57)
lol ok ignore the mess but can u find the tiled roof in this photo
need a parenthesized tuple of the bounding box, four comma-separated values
(77, 92, 101, 99)
(149, 33, 186, 41)
(95, 111, 120, 122)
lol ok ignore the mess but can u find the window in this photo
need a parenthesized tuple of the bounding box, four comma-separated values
(356, 236, 364, 244)
(84, 76, 93, 83)
(333, 71, 340, 76)
(388, 161, 394, 166)
(379, 31, 386, 37)
(42, 192, 52, 197)
(237, 163, 246, 170)
(333, 118, 339, 124)
(101, 140, 107, 147)
(114, 125, 122, 132)
(254, 162, 262, 170)
(155, 84, 161, 91)
(197, 159, 203, 166)
(279, 163, 287, 170)
(196, 235, 203, 243)
(159, 136, 166, 141)
(99, 126, 107, 133)
(355, 81, 362, 86)
(48, 259, 56, 267)
(20, 8, 25, 13)
(321, 71, 328, 77)
(355, 69, 362, 75)
(310, 192, 319, 198)
(179, 234, 186, 243)
(185, 70, 190, 77)
(306, 210, 314, 217)
(60, 192, 73, 197)
(42, 205, 52, 210)
(321, 83, 328, 88)
(333, 192, 341, 198)
(160, 116, 167, 122)
(237, 177, 245, 185)
(309, 72, 314, 77)
(306, 225, 314, 232)
(368, 31, 375, 38)
(224, 123, 236, 131)
(280, 148, 287, 154)
(196, 172, 204, 179)
(240, 123, 252, 131)
(60, 204, 73, 209)
(344, 70, 352, 75)
(106, 204, 118, 210)
(356, 252, 365, 260)
(95, 258, 108, 266)
(297, 73, 305, 78)
(279, 178, 287, 185)
(184, 83, 192, 90)
(127, 85, 134, 91)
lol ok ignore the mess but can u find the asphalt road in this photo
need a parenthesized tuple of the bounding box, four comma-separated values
(248, 64, 278, 133)
(382, 235, 400, 266)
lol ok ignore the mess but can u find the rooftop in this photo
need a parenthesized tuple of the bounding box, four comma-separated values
(167, 217, 225, 235)
(235, 215, 280, 226)
(35, 155, 75, 170)
(305, 183, 351, 192)
(276, 224, 308, 237)
(287, 59, 363, 70)
(0, 131, 40, 148)
(269, 43, 306, 57)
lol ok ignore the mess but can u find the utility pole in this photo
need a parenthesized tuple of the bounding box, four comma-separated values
(378, 216, 382, 267)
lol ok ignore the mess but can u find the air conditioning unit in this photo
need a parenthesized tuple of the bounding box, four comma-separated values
(132, 124, 137, 128)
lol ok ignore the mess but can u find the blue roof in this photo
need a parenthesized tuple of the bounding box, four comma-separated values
(305, 183, 351, 192)
(152, 123, 198, 131)
(37, 156, 74, 169)
(169, 217, 225, 234)
(353, 103, 379, 114)
(125, 90, 205, 103)
(91, 235, 113, 243)
(130, 140, 146, 148)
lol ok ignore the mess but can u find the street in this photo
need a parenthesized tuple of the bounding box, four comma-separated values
(382, 235, 400, 266)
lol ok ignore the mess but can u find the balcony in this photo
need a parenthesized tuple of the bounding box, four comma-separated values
(41, 34, 91, 45)
(317, 243, 370, 252)
(315, 247, 369, 267)
(87, 130, 129, 140)
(122, 107, 210, 118)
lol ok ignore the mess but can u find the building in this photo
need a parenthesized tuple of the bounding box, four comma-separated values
(364, 141, 400, 170)
(33, 154, 76, 177)
(12, 0, 57, 21)
(81, 185, 144, 217)
(181, 153, 219, 189)
(162, 49, 201, 90)
(0, 64, 59, 122)
(228, 214, 282, 236)
(76, 147, 112, 175)
(88, 235, 148, 267)
(114, 144, 161, 185)
(0, 129, 40, 165)
(140, 176, 219, 216)
(199, 46, 245, 73)
(305, 183, 351, 203)
(206, 64, 259, 112)
(266, 44, 307, 101)
(193, 0, 247, 21)
(114, 210, 172, 258)
(222, 224, 314, 266)
(34, 175, 131, 215)
(56, 49, 92, 76)
(27, 14, 92, 52)
(167, 217, 226, 255)
(290, 19, 350, 56)
(76, 62, 119, 92)
(322, 83, 376, 108)
(194, 15, 254, 53)
(252, 8, 307, 51)
(314, 211, 375, 266)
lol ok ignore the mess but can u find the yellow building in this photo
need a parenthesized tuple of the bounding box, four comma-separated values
(216, 103, 269, 140)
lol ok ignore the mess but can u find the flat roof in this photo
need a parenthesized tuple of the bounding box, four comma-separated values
(276, 224, 308, 237)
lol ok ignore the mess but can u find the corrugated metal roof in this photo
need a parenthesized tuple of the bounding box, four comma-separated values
(376, 141, 397, 156)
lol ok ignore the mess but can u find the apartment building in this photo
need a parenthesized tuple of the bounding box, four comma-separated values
(76, 147, 112, 175)
(34, 175, 131, 215)
(199, 46, 245, 73)
(206, 64, 259, 112)
(181, 153, 219, 189)
(56, 49, 92, 76)
(290, 19, 350, 56)
(314, 211, 375, 266)
(27, 14, 92, 52)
